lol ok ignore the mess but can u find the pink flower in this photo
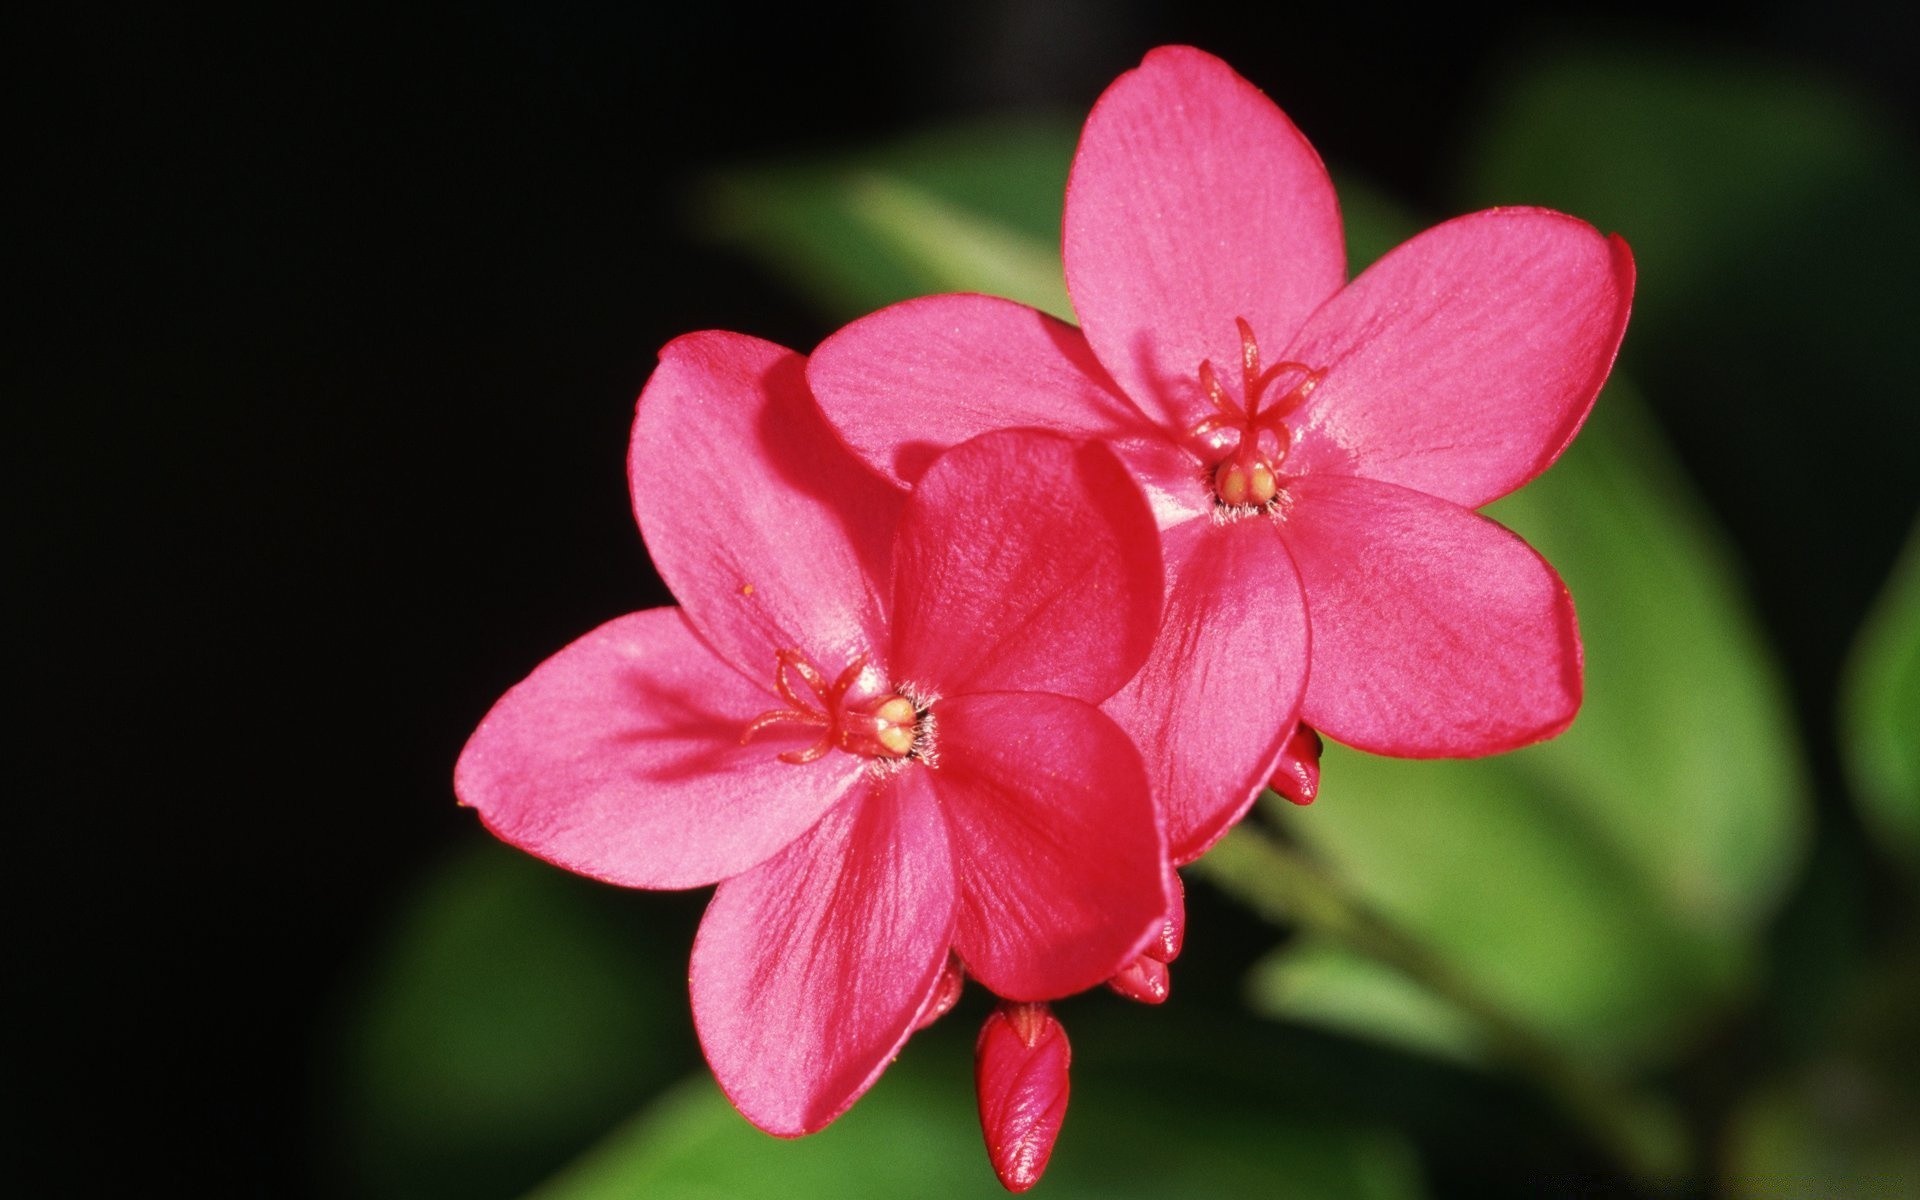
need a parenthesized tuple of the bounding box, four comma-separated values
(455, 332, 1169, 1135)
(808, 46, 1635, 864)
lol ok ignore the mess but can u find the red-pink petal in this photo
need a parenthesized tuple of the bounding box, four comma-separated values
(930, 692, 1165, 1000)
(890, 430, 1162, 702)
(1284, 209, 1635, 508)
(631, 331, 903, 683)
(691, 773, 956, 1136)
(1064, 45, 1345, 430)
(1284, 475, 1583, 756)
(1102, 517, 1310, 864)
(806, 294, 1151, 487)
(456, 609, 863, 889)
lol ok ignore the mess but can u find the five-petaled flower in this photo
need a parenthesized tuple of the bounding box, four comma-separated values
(455, 332, 1169, 1136)
(808, 45, 1634, 865)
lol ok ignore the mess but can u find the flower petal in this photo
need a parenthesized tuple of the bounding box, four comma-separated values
(691, 772, 956, 1136)
(930, 691, 1165, 1000)
(1284, 209, 1635, 508)
(890, 430, 1162, 702)
(1284, 474, 1583, 756)
(806, 293, 1150, 486)
(1064, 45, 1345, 429)
(631, 331, 903, 682)
(455, 609, 866, 889)
(1102, 516, 1310, 863)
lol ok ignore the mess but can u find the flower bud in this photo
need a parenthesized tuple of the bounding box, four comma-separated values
(1106, 953, 1171, 1004)
(1269, 722, 1325, 806)
(975, 1002, 1070, 1193)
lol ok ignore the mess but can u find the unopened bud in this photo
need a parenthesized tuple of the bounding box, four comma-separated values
(1269, 722, 1325, 806)
(914, 954, 965, 1030)
(975, 1002, 1070, 1193)
(1106, 953, 1171, 1004)
(1107, 869, 1183, 1003)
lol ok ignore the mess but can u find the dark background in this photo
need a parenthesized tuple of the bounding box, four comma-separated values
(15, 2, 1916, 1193)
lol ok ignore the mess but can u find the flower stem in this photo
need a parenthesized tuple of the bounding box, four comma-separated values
(1193, 821, 1689, 1188)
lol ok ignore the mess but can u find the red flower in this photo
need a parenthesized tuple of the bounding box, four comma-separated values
(808, 46, 1634, 864)
(455, 332, 1168, 1135)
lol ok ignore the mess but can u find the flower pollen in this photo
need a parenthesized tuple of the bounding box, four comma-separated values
(740, 649, 923, 764)
(1188, 317, 1322, 510)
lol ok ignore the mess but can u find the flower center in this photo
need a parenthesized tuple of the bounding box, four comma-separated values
(1187, 317, 1323, 509)
(739, 649, 925, 764)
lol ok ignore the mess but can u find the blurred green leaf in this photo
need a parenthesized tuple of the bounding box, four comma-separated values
(1842, 521, 1920, 868)
(533, 1046, 1425, 1200)
(699, 118, 1079, 321)
(327, 842, 686, 1200)
(1249, 941, 1483, 1067)
(1267, 385, 1809, 1065)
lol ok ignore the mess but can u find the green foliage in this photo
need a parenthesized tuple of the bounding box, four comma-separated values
(325, 843, 687, 1200)
(1842, 522, 1920, 869)
(532, 1046, 1426, 1200)
(698, 118, 1079, 321)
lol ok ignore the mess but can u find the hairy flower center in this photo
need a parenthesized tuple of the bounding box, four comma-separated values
(1188, 317, 1323, 509)
(739, 649, 924, 764)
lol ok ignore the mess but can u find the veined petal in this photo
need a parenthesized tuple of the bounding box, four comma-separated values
(631, 331, 903, 682)
(1103, 517, 1310, 864)
(455, 609, 865, 889)
(931, 692, 1165, 1000)
(1285, 209, 1635, 508)
(1284, 475, 1583, 756)
(807, 294, 1150, 487)
(890, 431, 1162, 702)
(691, 772, 956, 1136)
(1064, 45, 1345, 430)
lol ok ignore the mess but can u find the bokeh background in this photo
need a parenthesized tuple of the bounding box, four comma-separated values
(17, 2, 1918, 1196)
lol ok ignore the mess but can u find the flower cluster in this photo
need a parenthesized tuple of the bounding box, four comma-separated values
(456, 46, 1632, 1192)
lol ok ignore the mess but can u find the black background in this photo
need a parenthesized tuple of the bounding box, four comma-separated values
(15, 1, 1916, 1193)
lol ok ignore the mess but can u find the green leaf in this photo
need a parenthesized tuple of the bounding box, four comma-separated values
(532, 1046, 1426, 1200)
(1842, 521, 1920, 869)
(1248, 941, 1484, 1067)
(698, 118, 1079, 321)
(325, 842, 687, 1200)
(1268, 385, 1809, 1065)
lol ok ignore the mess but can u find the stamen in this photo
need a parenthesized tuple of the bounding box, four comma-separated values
(1236, 316, 1261, 381)
(1189, 319, 1323, 509)
(739, 649, 925, 764)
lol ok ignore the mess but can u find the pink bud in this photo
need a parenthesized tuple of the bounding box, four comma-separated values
(1106, 953, 1171, 1004)
(1269, 722, 1325, 806)
(975, 1002, 1070, 1193)
(914, 953, 965, 1030)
